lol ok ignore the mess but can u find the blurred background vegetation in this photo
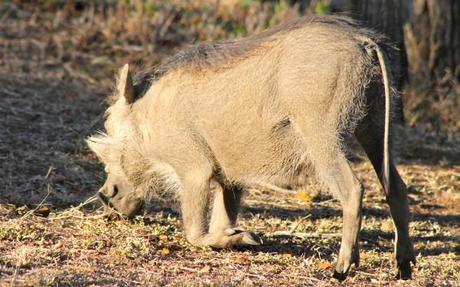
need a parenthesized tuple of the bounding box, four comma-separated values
(1, 0, 458, 133)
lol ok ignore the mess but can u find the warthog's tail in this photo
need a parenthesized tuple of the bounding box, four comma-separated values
(374, 44, 392, 195)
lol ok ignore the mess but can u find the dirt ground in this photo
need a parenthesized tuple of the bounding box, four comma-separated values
(1, 2, 459, 287)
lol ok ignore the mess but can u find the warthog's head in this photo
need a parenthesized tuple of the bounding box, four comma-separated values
(95, 170, 143, 218)
(87, 64, 144, 217)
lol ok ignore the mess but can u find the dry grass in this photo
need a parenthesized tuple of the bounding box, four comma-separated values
(1, 1, 459, 286)
(1, 159, 459, 286)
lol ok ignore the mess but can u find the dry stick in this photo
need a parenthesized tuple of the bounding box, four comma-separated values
(63, 62, 97, 84)
(19, 166, 101, 221)
(272, 231, 340, 239)
(270, 215, 318, 238)
(48, 195, 101, 220)
(20, 179, 54, 220)
(155, 8, 177, 41)
(179, 266, 200, 273)
(251, 182, 335, 206)
(289, 214, 311, 233)
(313, 198, 337, 206)
(355, 270, 380, 277)
(20, 166, 54, 220)
(9, 266, 19, 287)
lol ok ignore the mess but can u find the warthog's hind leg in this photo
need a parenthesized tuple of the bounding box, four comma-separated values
(355, 118, 416, 280)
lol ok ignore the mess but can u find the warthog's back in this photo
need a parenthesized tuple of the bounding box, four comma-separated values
(133, 16, 385, 99)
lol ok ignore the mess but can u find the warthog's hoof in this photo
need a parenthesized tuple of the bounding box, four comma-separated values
(332, 270, 348, 281)
(333, 248, 359, 281)
(222, 228, 262, 247)
(395, 244, 416, 280)
(201, 228, 262, 249)
(396, 259, 415, 280)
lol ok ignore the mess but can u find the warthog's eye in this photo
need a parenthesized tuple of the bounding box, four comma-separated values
(110, 184, 119, 197)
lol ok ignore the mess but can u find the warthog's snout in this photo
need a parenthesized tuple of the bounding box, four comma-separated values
(97, 187, 144, 218)
(96, 190, 110, 206)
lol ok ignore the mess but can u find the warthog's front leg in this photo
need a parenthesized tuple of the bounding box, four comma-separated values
(180, 170, 260, 249)
(336, 158, 363, 280)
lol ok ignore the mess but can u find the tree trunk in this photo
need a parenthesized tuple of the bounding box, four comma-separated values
(404, 0, 460, 84)
(342, 0, 411, 87)
(347, 0, 410, 44)
(403, 0, 460, 131)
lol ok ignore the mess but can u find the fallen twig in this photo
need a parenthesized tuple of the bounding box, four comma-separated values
(48, 196, 99, 220)
(272, 231, 340, 239)
(289, 214, 312, 233)
(20, 182, 53, 220)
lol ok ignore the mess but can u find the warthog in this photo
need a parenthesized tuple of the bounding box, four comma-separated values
(87, 16, 415, 279)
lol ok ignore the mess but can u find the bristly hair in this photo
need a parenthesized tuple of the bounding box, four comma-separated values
(87, 131, 111, 145)
(124, 15, 393, 102)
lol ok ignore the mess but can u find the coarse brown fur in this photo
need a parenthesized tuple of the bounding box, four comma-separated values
(87, 16, 415, 280)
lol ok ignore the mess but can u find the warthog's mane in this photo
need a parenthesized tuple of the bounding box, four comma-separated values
(131, 15, 387, 100)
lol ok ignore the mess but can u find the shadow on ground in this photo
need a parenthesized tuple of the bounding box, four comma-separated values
(0, 75, 106, 207)
(139, 203, 460, 258)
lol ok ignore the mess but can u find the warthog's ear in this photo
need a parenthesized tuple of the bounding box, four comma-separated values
(86, 135, 110, 161)
(117, 64, 134, 105)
